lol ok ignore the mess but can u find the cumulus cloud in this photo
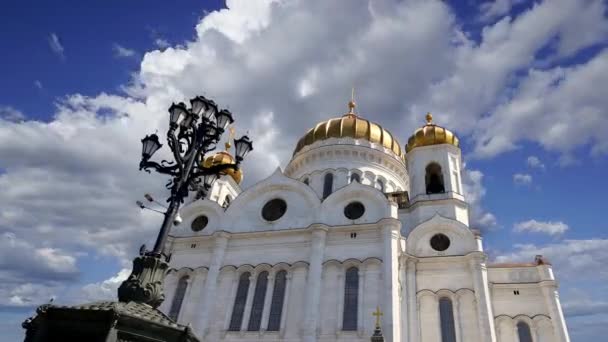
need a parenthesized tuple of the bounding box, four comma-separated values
(479, 0, 525, 22)
(2, 0, 608, 326)
(513, 172, 532, 185)
(526, 155, 545, 169)
(48, 33, 65, 60)
(513, 219, 569, 235)
(463, 168, 498, 230)
(113, 44, 137, 58)
(495, 239, 608, 279)
(0, 106, 25, 122)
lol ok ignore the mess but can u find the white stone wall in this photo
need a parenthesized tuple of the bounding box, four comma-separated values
(158, 138, 570, 342)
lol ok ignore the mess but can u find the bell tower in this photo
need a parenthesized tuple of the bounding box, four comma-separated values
(403, 113, 468, 227)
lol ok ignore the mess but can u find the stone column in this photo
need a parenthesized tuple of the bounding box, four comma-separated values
(468, 253, 497, 342)
(406, 259, 419, 342)
(279, 272, 292, 338)
(380, 219, 401, 342)
(540, 283, 570, 342)
(197, 232, 230, 337)
(260, 273, 276, 333)
(419, 293, 440, 342)
(336, 272, 344, 333)
(453, 295, 462, 342)
(302, 225, 328, 342)
(358, 269, 365, 335)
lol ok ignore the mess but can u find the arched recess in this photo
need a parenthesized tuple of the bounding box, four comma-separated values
(320, 181, 394, 225)
(426, 162, 445, 194)
(495, 316, 515, 342)
(223, 168, 322, 232)
(406, 214, 478, 257)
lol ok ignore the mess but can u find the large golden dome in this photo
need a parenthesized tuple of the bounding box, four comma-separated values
(293, 101, 402, 157)
(405, 113, 459, 153)
(202, 151, 243, 184)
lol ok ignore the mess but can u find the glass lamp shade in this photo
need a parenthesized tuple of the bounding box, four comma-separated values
(141, 134, 162, 160)
(168, 102, 188, 126)
(215, 109, 234, 131)
(234, 135, 253, 161)
(202, 99, 218, 120)
(203, 173, 218, 189)
(189, 96, 207, 116)
(180, 112, 195, 128)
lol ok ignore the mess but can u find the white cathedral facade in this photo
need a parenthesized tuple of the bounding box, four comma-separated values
(159, 102, 570, 342)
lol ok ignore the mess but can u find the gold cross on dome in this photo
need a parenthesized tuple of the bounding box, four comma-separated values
(372, 306, 383, 327)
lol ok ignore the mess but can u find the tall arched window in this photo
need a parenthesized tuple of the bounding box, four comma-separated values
(267, 270, 287, 331)
(342, 267, 359, 331)
(168, 276, 189, 321)
(426, 162, 445, 194)
(517, 321, 533, 342)
(229, 272, 251, 331)
(323, 173, 334, 199)
(222, 195, 232, 208)
(248, 271, 269, 331)
(350, 173, 360, 183)
(439, 297, 457, 342)
(377, 179, 385, 192)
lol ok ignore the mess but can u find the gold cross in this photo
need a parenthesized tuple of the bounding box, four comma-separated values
(372, 306, 383, 327)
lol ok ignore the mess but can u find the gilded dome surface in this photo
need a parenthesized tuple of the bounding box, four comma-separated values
(202, 151, 243, 184)
(405, 113, 459, 153)
(293, 101, 402, 157)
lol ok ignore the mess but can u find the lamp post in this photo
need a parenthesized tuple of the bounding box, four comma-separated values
(118, 95, 253, 308)
(23, 96, 252, 342)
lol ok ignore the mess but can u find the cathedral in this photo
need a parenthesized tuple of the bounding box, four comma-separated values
(159, 100, 570, 342)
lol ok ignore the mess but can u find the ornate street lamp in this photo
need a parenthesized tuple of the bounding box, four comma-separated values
(23, 95, 253, 342)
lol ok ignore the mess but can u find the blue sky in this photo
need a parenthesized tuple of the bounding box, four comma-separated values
(1, 0, 607, 341)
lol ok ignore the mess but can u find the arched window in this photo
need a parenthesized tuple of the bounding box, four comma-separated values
(168, 276, 189, 321)
(248, 271, 269, 331)
(377, 179, 385, 192)
(350, 173, 360, 183)
(517, 321, 533, 342)
(426, 162, 445, 194)
(303, 178, 309, 185)
(229, 272, 251, 331)
(267, 270, 287, 331)
(323, 173, 334, 199)
(222, 195, 232, 208)
(342, 267, 359, 331)
(439, 297, 457, 342)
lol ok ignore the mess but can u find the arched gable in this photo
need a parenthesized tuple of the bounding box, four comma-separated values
(223, 168, 322, 232)
(407, 214, 478, 257)
(320, 181, 394, 226)
(175, 198, 226, 236)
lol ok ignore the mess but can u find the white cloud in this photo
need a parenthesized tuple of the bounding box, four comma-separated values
(34, 80, 43, 90)
(495, 239, 608, 279)
(514, 219, 569, 235)
(513, 172, 532, 185)
(463, 168, 498, 230)
(1, 4, 607, 336)
(479, 0, 524, 22)
(154, 38, 170, 49)
(48, 33, 65, 59)
(113, 44, 137, 58)
(0, 106, 25, 122)
(526, 155, 545, 169)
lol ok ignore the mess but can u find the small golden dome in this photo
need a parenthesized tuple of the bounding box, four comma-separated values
(405, 113, 459, 153)
(202, 151, 243, 184)
(293, 101, 402, 157)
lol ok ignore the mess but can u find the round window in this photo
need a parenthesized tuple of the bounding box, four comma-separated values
(344, 202, 365, 220)
(262, 198, 287, 222)
(430, 233, 450, 251)
(191, 215, 209, 232)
